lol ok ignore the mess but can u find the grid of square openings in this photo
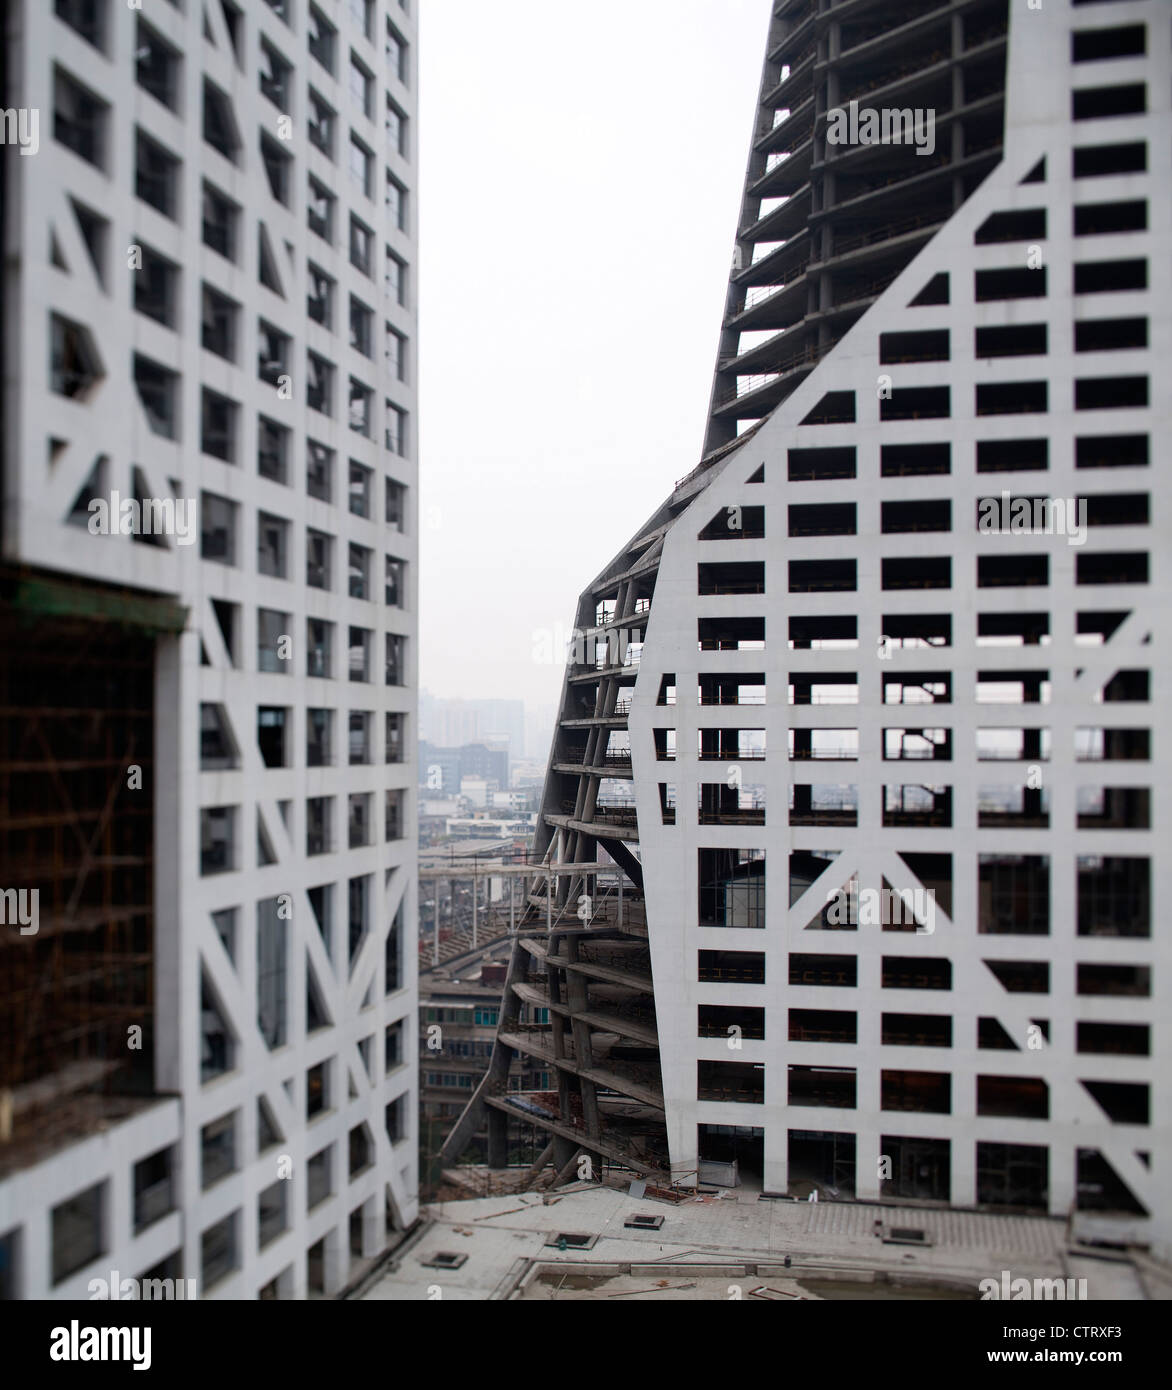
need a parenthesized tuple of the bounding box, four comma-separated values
(685, 17, 1156, 1148)
(52, 0, 414, 630)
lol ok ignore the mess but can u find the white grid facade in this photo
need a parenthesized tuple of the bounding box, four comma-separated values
(1, 0, 419, 1297)
(629, 0, 1169, 1255)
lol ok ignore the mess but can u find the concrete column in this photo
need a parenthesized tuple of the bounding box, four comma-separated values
(486, 1107, 508, 1169)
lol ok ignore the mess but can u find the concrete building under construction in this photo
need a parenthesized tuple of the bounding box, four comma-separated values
(444, 0, 1170, 1258)
(1, 0, 419, 1297)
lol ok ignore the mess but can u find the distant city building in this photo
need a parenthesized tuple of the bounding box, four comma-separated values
(459, 777, 495, 809)
(420, 948, 551, 1183)
(444, 818, 535, 843)
(419, 741, 508, 794)
(420, 693, 525, 758)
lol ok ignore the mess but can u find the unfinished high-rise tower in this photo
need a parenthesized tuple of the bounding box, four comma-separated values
(444, 0, 1170, 1259)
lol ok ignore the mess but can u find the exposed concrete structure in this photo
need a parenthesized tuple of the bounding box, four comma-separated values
(360, 1182, 1163, 1302)
(1, 0, 418, 1297)
(447, 0, 1170, 1261)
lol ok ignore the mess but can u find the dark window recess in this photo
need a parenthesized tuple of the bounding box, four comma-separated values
(789, 1066, 855, 1110)
(202, 80, 239, 162)
(881, 387, 950, 422)
(1077, 1022, 1149, 1056)
(698, 562, 764, 596)
(1078, 855, 1149, 938)
(1081, 1080, 1149, 1126)
(879, 330, 949, 364)
(978, 1076, 1049, 1120)
(788, 447, 855, 481)
(135, 132, 179, 218)
(789, 560, 856, 593)
(975, 209, 1047, 244)
(800, 392, 855, 426)
(909, 273, 948, 306)
(977, 438, 1048, 473)
(985, 960, 1049, 994)
(1076, 551, 1147, 585)
(976, 268, 1046, 301)
(699, 1004, 766, 1041)
(1099, 668, 1149, 703)
(789, 1009, 856, 1044)
(1072, 83, 1145, 121)
(789, 614, 856, 648)
(1078, 725, 1150, 759)
(698, 616, 764, 651)
(1076, 434, 1148, 469)
(881, 1014, 952, 1048)
(882, 957, 951, 991)
(51, 1184, 105, 1284)
(54, 69, 108, 168)
(1074, 200, 1147, 236)
(1072, 24, 1146, 63)
(1076, 1150, 1148, 1217)
(884, 613, 951, 647)
(1073, 142, 1146, 178)
(882, 1071, 951, 1115)
(1075, 376, 1148, 410)
(977, 1141, 1048, 1211)
(1077, 785, 1150, 830)
(977, 381, 1048, 415)
(978, 555, 1048, 588)
(978, 1017, 1020, 1051)
(257, 708, 287, 768)
(202, 183, 237, 259)
(698, 847, 765, 927)
(881, 500, 949, 534)
(699, 505, 765, 540)
(1077, 963, 1150, 998)
(1075, 259, 1147, 294)
(260, 137, 291, 205)
(881, 442, 949, 476)
(698, 950, 765, 985)
(1075, 319, 1147, 353)
(136, 22, 180, 110)
(976, 325, 1047, 358)
(700, 1061, 765, 1105)
(55, 0, 107, 49)
(788, 503, 855, 537)
(133, 1148, 175, 1232)
(789, 954, 857, 988)
(882, 557, 950, 590)
(979, 855, 1049, 936)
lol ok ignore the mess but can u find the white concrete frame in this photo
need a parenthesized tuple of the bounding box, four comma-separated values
(630, 0, 1168, 1256)
(1, 0, 419, 1297)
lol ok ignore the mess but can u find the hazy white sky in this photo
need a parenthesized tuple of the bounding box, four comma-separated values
(419, 0, 772, 709)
